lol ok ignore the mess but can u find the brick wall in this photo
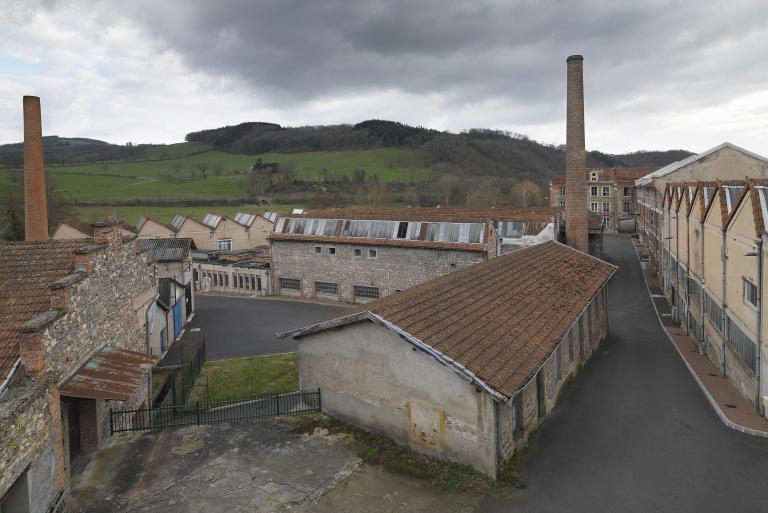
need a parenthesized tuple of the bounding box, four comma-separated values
(565, 56, 589, 252)
(272, 240, 486, 302)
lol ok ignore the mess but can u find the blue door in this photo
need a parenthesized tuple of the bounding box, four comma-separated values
(173, 301, 183, 339)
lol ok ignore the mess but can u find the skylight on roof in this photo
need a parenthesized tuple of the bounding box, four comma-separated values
(756, 187, 768, 230)
(170, 214, 185, 230)
(722, 185, 743, 214)
(203, 213, 222, 228)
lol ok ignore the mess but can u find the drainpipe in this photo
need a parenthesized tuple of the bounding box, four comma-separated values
(700, 219, 706, 354)
(721, 229, 728, 374)
(686, 211, 691, 333)
(675, 210, 680, 322)
(754, 238, 763, 414)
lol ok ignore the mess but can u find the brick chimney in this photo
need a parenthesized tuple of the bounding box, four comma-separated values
(23, 96, 49, 241)
(565, 55, 588, 252)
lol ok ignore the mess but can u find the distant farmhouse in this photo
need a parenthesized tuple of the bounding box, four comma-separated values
(281, 241, 616, 476)
(269, 207, 562, 303)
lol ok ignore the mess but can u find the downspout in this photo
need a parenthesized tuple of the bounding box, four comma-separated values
(686, 211, 691, 333)
(754, 237, 763, 414)
(721, 228, 727, 374)
(675, 209, 680, 322)
(700, 219, 706, 354)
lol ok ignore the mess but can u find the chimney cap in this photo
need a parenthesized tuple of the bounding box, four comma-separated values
(566, 55, 584, 62)
(23, 95, 41, 101)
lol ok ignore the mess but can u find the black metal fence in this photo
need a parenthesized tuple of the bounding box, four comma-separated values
(180, 340, 206, 401)
(110, 389, 321, 434)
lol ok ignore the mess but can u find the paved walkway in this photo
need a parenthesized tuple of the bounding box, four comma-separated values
(632, 239, 768, 436)
(483, 234, 768, 513)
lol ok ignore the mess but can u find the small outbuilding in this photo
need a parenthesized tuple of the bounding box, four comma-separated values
(280, 241, 616, 476)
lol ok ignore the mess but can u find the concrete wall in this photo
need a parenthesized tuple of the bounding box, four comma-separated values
(137, 219, 174, 239)
(176, 219, 213, 250)
(272, 240, 485, 303)
(654, 147, 768, 190)
(195, 262, 271, 296)
(298, 322, 499, 476)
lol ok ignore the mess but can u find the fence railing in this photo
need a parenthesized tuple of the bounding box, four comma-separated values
(180, 340, 206, 401)
(111, 389, 321, 434)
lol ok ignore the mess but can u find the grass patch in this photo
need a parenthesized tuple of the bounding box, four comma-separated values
(285, 414, 514, 495)
(187, 353, 298, 403)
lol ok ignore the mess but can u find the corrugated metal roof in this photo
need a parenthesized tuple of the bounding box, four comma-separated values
(60, 346, 157, 401)
(135, 238, 193, 262)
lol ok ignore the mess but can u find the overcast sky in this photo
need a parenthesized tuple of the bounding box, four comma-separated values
(1, 0, 767, 154)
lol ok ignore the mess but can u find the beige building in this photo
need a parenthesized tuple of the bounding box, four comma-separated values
(635, 143, 768, 416)
(52, 218, 135, 240)
(137, 212, 274, 251)
(280, 241, 615, 476)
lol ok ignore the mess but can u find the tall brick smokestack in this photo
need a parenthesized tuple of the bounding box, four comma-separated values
(23, 95, 49, 241)
(565, 55, 588, 252)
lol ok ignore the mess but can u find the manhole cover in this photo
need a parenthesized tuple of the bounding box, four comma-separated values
(725, 403, 737, 409)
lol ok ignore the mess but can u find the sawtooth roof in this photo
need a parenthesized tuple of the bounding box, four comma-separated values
(281, 241, 616, 400)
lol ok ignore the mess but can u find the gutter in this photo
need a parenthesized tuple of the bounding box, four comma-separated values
(0, 358, 21, 398)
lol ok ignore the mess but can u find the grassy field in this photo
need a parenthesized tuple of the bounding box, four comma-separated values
(0, 147, 430, 201)
(73, 204, 300, 225)
(187, 353, 299, 403)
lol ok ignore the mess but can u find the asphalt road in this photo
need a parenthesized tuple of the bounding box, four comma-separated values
(484, 234, 768, 513)
(189, 295, 349, 361)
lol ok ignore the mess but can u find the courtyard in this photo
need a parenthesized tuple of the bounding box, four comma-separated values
(189, 295, 348, 360)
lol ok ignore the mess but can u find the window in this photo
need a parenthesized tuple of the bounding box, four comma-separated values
(590, 172, 598, 182)
(602, 202, 611, 213)
(354, 248, 362, 257)
(559, 186, 566, 195)
(396, 222, 408, 238)
(369, 249, 377, 258)
(623, 202, 631, 213)
(217, 239, 232, 251)
(1, 471, 30, 513)
(328, 247, 336, 255)
(744, 278, 758, 309)
(314, 246, 322, 255)
(623, 186, 630, 197)
(590, 202, 598, 212)
(240, 275, 246, 289)
(315, 281, 339, 296)
(251, 276, 256, 290)
(353, 285, 380, 301)
(224, 273, 229, 287)
(602, 186, 610, 196)
(560, 201, 566, 209)
(256, 277, 262, 291)
(590, 186, 598, 196)
(280, 278, 300, 292)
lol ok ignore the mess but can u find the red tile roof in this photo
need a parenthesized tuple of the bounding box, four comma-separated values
(284, 241, 616, 399)
(0, 240, 86, 383)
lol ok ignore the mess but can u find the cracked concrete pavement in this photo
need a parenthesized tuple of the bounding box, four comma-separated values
(71, 419, 482, 513)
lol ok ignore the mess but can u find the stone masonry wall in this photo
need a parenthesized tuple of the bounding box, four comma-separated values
(42, 238, 156, 383)
(272, 240, 486, 302)
(0, 381, 59, 513)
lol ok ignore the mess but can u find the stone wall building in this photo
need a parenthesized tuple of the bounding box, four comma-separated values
(269, 207, 561, 303)
(0, 227, 158, 513)
(135, 238, 196, 356)
(280, 241, 615, 476)
(550, 166, 654, 233)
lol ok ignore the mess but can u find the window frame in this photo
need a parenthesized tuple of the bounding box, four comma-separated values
(217, 239, 232, 251)
(743, 278, 758, 310)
